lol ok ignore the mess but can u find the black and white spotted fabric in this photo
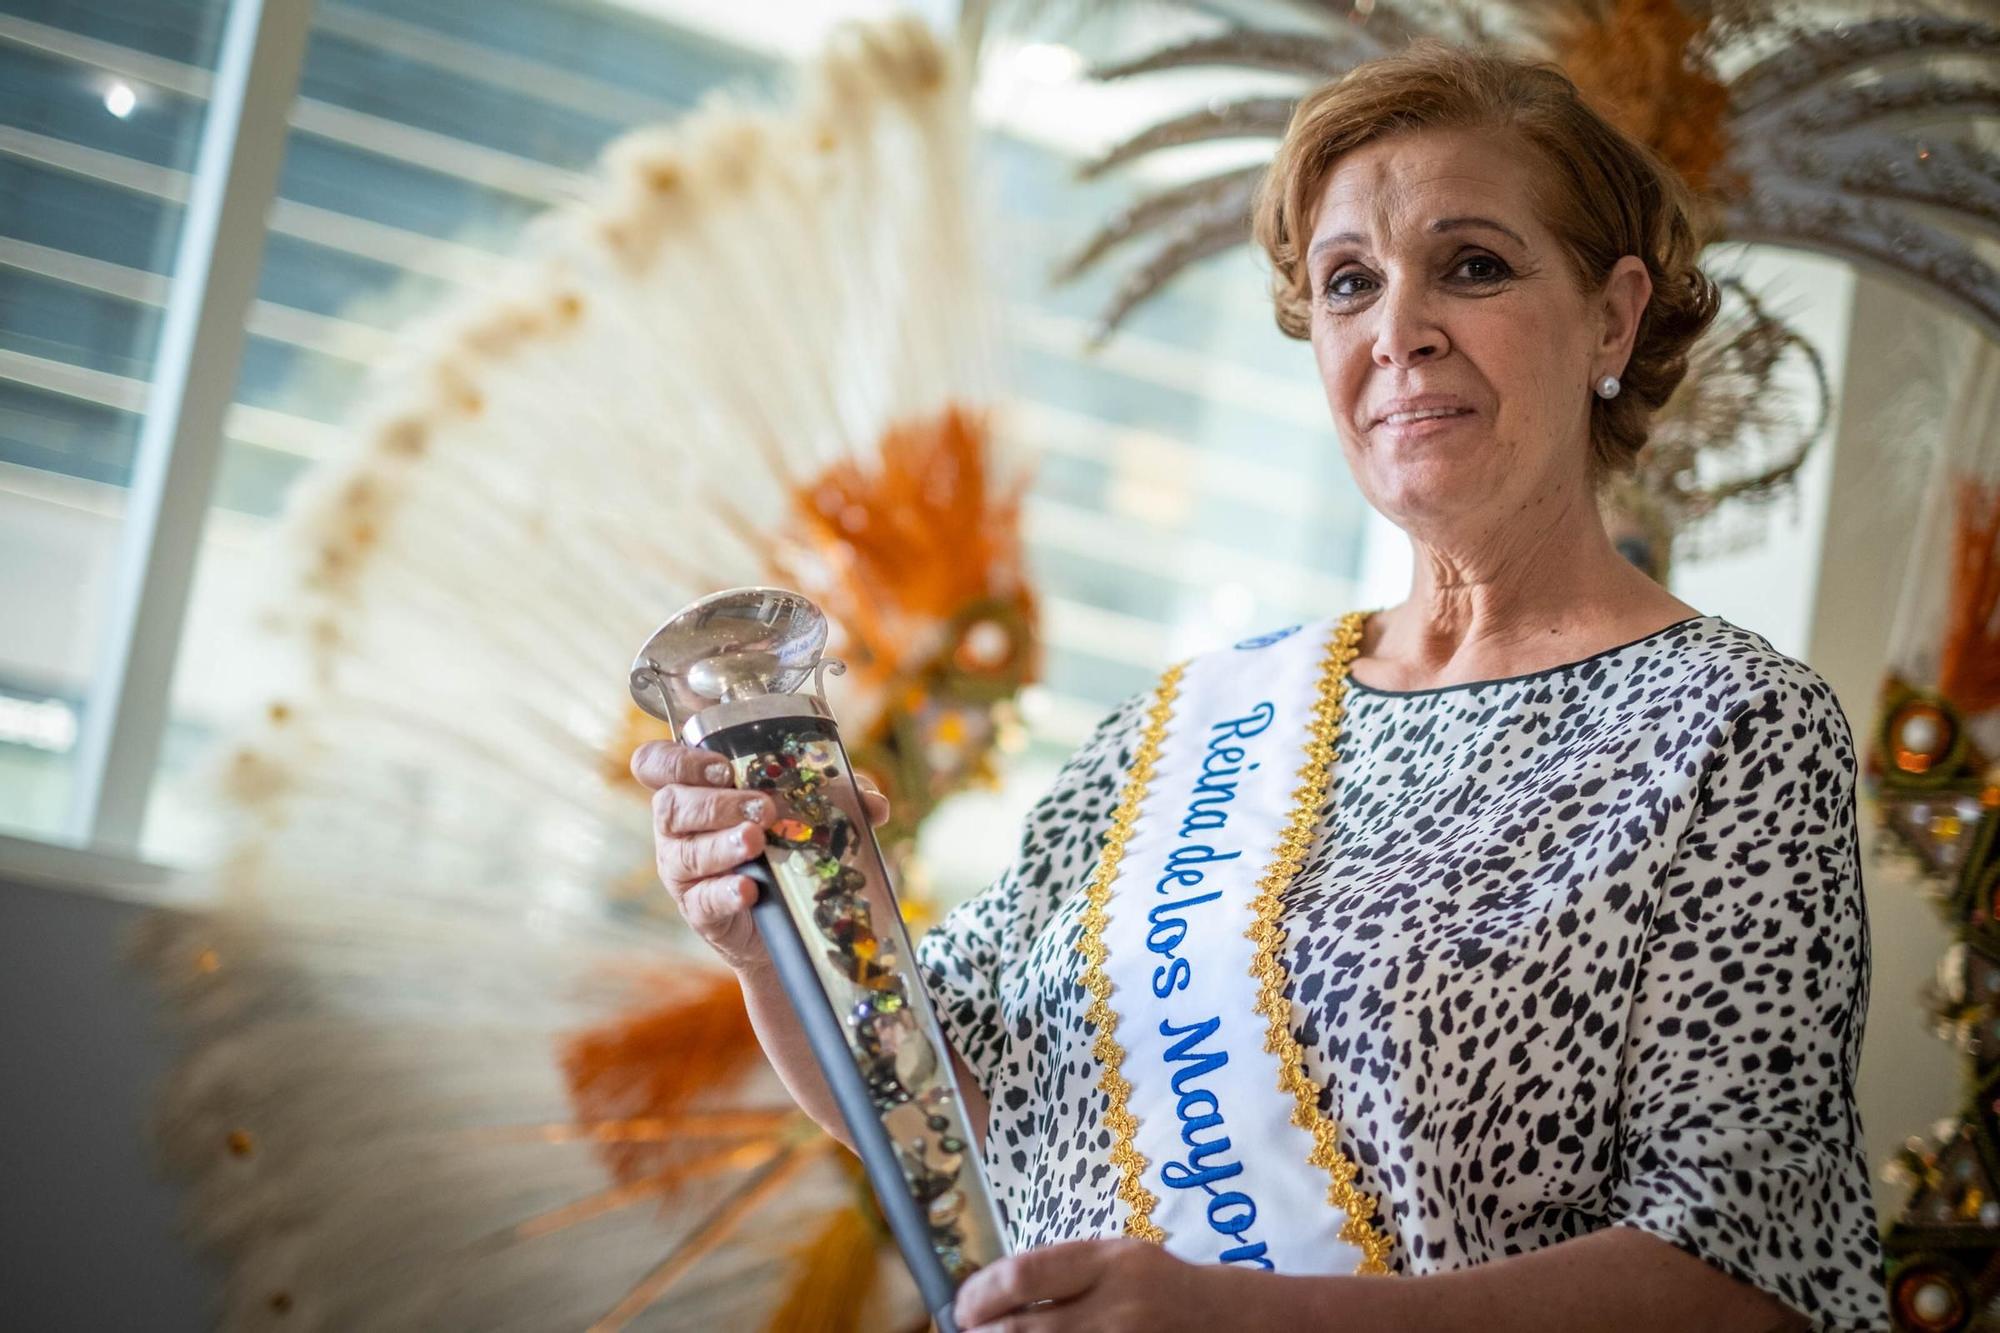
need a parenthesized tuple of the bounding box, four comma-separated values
(916, 614, 1886, 1330)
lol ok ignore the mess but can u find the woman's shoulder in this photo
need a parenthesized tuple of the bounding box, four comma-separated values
(1626, 617, 1862, 810)
(1022, 623, 1301, 821)
(1664, 615, 1853, 733)
(1017, 689, 1151, 824)
(1059, 620, 1324, 753)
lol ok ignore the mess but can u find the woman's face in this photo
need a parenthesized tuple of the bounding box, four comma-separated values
(1304, 127, 1646, 544)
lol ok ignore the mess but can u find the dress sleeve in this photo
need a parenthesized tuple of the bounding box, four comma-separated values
(1607, 674, 1887, 1331)
(914, 692, 1144, 1099)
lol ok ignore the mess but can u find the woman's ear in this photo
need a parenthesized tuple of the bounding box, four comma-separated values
(1598, 254, 1652, 372)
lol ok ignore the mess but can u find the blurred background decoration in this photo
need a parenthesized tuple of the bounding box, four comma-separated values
(0, 0, 1995, 1328)
(138, 13, 1037, 1329)
(1867, 337, 2000, 1332)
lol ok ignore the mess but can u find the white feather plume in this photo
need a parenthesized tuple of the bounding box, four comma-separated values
(144, 16, 996, 1330)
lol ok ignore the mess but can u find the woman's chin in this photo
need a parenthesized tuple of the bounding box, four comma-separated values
(1367, 463, 1498, 528)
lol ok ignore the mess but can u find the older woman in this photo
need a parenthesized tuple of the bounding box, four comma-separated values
(633, 42, 1885, 1333)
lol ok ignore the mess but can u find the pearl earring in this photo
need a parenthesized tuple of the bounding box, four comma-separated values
(1595, 374, 1621, 400)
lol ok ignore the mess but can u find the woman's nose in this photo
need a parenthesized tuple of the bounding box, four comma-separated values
(1372, 287, 1449, 369)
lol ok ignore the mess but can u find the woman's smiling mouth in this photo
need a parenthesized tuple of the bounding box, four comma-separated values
(1373, 404, 1476, 437)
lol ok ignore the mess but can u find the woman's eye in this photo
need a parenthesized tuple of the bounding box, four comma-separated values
(1456, 254, 1510, 282)
(1324, 270, 1374, 301)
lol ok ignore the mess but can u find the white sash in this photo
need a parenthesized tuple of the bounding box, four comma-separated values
(1095, 618, 1366, 1273)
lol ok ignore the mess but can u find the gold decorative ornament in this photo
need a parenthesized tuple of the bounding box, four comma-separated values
(1243, 612, 1395, 1274)
(1075, 664, 1182, 1245)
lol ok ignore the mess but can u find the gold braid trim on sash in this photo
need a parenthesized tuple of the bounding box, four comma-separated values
(1075, 662, 1183, 1244)
(1244, 611, 1396, 1275)
(1074, 613, 1397, 1273)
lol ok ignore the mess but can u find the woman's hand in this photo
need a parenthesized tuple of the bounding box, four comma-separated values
(630, 741, 888, 972)
(953, 1239, 1274, 1333)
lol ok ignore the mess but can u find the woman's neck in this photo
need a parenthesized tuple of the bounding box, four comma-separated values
(1353, 491, 1695, 692)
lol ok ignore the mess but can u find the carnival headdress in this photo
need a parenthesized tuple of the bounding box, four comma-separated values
(144, 19, 1023, 1330)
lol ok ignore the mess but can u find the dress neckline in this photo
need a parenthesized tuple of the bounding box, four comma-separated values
(1343, 613, 1717, 699)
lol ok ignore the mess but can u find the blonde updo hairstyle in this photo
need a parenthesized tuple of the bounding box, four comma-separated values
(1253, 42, 1720, 476)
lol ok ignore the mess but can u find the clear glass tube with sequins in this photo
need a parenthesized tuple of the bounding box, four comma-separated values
(630, 588, 1006, 1328)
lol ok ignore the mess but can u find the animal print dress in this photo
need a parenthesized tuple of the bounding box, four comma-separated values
(916, 614, 1887, 1331)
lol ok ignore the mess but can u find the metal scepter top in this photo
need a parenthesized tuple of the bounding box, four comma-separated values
(629, 587, 846, 744)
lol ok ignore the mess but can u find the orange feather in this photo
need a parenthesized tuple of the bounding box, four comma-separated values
(1548, 0, 1737, 206)
(559, 970, 768, 1185)
(771, 404, 1034, 689)
(762, 1204, 885, 1333)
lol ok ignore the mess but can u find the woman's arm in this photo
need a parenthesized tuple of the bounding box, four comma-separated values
(738, 954, 991, 1157)
(733, 951, 853, 1152)
(954, 1229, 1811, 1332)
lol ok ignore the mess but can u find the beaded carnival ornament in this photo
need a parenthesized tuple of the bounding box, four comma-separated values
(1871, 344, 2000, 1333)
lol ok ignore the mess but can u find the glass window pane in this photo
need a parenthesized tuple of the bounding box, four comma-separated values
(0, 0, 229, 842)
(144, 1, 777, 862)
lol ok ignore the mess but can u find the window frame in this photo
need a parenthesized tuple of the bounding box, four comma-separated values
(55, 0, 311, 860)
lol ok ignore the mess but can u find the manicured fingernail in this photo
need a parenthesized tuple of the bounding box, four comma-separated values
(741, 796, 767, 820)
(705, 762, 730, 783)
